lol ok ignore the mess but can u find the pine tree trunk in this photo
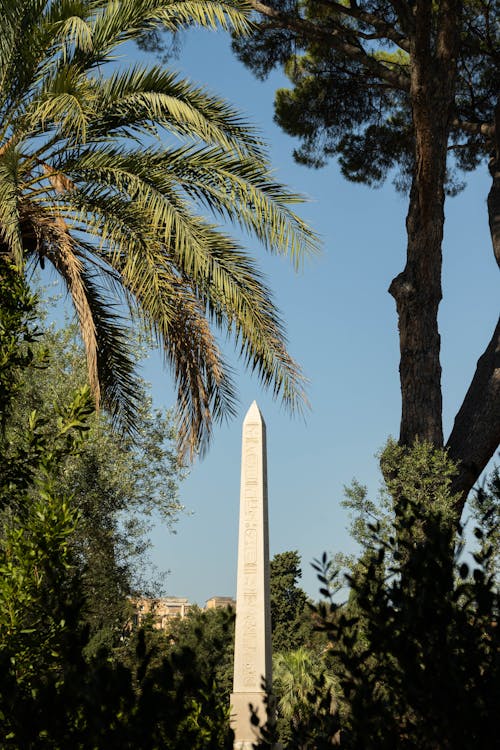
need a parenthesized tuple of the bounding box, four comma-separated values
(389, 1, 460, 448)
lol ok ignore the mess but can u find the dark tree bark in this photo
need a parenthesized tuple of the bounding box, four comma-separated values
(487, 103, 500, 270)
(447, 316, 500, 508)
(447, 103, 500, 508)
(445, 101, 500, 510)
(389, 0, 460, 448)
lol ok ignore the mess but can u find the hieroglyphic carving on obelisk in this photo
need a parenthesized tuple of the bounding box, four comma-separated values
(230, 402, 272, 750)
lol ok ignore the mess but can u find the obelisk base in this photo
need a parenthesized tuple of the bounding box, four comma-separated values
(233, 743, 282, 750)
(230, 692, 267, 748)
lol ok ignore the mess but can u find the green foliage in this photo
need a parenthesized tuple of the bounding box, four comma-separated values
(2, 312, 186, 653)
(0, 258, 233, 749)
(0, 262, 94, 517)
(272, 647, 338, 749)
(334, 440, 460, 580)
(269, 551, 332, 747)
(469, 462, 500, 580)
(380, 438, 459, 524)
(331, 478, 392, 580)
(304, 446, 500, 750)
(341, 479, 388, 552)
(163, 605, 236, 702)
(0, 0, 318, 457)
(0, 262, 40, 433)
(253, 447, 499, 748)
(1, 608, 235, 748)
(0, 407, 89, 696)
(270, 550, 313, 652)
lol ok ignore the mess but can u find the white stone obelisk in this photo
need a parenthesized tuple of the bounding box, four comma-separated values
(230, 401, 272, 750)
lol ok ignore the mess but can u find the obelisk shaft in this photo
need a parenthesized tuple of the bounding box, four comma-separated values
(230, 402, 272, 749)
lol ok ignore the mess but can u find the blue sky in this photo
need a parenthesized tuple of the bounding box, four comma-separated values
(119, 27, 497, 605)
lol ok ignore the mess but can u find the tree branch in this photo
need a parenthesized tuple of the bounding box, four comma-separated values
(387, 0, 415, 35)
(447, 109, 499, 510)
(487, 101, 500, 268)
(247, 0, 410, 91)
(311, 0, 411, 52)
(447, 316, 500, 511)
(488, 160, 500, 267)
(452, 119, 495, 138)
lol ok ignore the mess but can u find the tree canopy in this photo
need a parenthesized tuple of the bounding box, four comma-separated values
(0, 262, 235, 748)
(0, 0, 318, 458)
(4, 312, 186, 651)
(162, 604, 236, 701)
(232, 0, 499, 506)
(234, 0, 497, 183)
(269, 549, 312, 652)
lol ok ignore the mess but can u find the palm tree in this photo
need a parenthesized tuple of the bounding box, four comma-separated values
(273, 647, 338, 746)
(0, 0, 317, 457)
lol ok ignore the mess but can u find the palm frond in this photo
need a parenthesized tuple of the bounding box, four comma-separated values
(24, 205, 141, 429)
(138, 285, 237, 459)
(49, 143, 310, 403)
(27, 64, 93, 143)
(0, 0, 318, 453)
(47, 1, 94, 59)
(152, 0, 253, 36)
(0, 146, 24, 264)
(0, 0, 50, 116)
(70, 266, 144, 432)
(78, 208, 237, 455)
(90, 0, 252, 59)
(90, 65, 265, 158)
(22, 205, 101, 404)
(155, 144, 319, 266)
(60, 181, 307, 416)
(55, 142, 317, 265)
(55, 192, 235, 455)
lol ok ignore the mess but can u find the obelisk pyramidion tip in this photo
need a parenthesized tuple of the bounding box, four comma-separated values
(244, 400, 264, 424)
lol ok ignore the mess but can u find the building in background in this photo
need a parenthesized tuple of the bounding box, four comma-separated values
(132, 596, 192, 629)
(205, 596, 236, 610)
(130, 595, 235, 629)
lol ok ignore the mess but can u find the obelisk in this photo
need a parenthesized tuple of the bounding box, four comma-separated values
(230, 401, 272, 750)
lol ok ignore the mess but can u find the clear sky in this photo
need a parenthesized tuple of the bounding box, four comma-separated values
(117, 27, 497, 605)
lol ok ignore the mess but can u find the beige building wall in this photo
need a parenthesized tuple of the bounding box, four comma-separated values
(132, 596, 192, 629)
(206, 596, 236, 610)
(130, 595, 235, 629)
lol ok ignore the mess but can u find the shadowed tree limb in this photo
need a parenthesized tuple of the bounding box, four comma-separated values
(486, 103, 500, 268)
(447, 104, 500, 509)
(447, 316, 500, 511)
